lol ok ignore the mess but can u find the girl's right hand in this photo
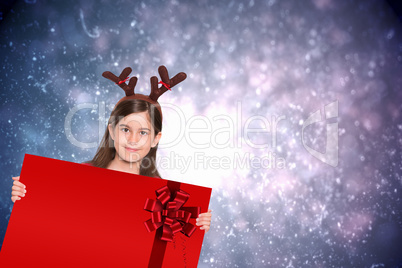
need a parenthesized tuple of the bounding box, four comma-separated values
(11, 176, 26, 203)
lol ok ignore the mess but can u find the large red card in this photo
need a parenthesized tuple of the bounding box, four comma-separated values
(0, 154, 212, 267)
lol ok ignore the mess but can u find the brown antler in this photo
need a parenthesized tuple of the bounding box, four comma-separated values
(149, 65, 187, 102)
(102, 67, 138, 97)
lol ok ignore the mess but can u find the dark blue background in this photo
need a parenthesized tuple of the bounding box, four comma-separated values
(1, 0, 402, 267)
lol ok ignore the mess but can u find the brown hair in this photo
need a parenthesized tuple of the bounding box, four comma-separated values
(87, 99, 162, 178)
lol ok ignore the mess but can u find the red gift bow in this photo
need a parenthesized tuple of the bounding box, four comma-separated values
(143, 185, 200, 242)
(158, 81, 171, 90)
(116, 76, 130, 85)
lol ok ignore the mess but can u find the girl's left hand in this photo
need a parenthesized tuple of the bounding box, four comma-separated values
(196, 209, 212, 233)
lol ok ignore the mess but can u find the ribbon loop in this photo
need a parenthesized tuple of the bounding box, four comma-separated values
(151, 212, 162, 223)
(157, 191, 170, 205)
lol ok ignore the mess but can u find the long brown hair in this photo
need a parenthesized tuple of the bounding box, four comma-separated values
(87, 99, 162, 178)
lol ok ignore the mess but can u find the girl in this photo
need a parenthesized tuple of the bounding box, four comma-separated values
(11, 65, 212, 232)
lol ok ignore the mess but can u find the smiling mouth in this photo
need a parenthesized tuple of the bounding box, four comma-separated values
(125, 147, 139, 152)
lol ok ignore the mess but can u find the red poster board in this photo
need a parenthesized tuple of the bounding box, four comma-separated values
(0, 154, 212, 267)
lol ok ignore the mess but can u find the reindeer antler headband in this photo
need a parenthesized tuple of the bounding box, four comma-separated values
(102, 65, 187, 121)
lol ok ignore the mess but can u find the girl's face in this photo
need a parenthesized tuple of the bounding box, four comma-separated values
(108, 111, 161, 164)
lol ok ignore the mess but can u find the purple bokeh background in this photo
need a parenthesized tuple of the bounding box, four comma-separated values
(1, 0, 401, 267)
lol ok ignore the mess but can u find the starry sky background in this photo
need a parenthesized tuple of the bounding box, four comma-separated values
(1, 0, 402, 267)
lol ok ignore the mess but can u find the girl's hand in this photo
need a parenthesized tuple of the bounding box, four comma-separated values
(196, 209, 212, 233)
(11, 176, 26, 203)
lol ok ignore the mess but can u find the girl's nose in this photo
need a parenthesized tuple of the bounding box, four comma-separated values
(126, 132, 140, 144)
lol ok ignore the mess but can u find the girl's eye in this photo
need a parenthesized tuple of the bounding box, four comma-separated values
(140, 130, 149, 136)
(121, 128, 130, 133)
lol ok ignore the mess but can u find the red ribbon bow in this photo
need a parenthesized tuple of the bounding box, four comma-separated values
(143, 185, 200, 242)
(158, 81, 171, 91)
(116, 76, 130, 85)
